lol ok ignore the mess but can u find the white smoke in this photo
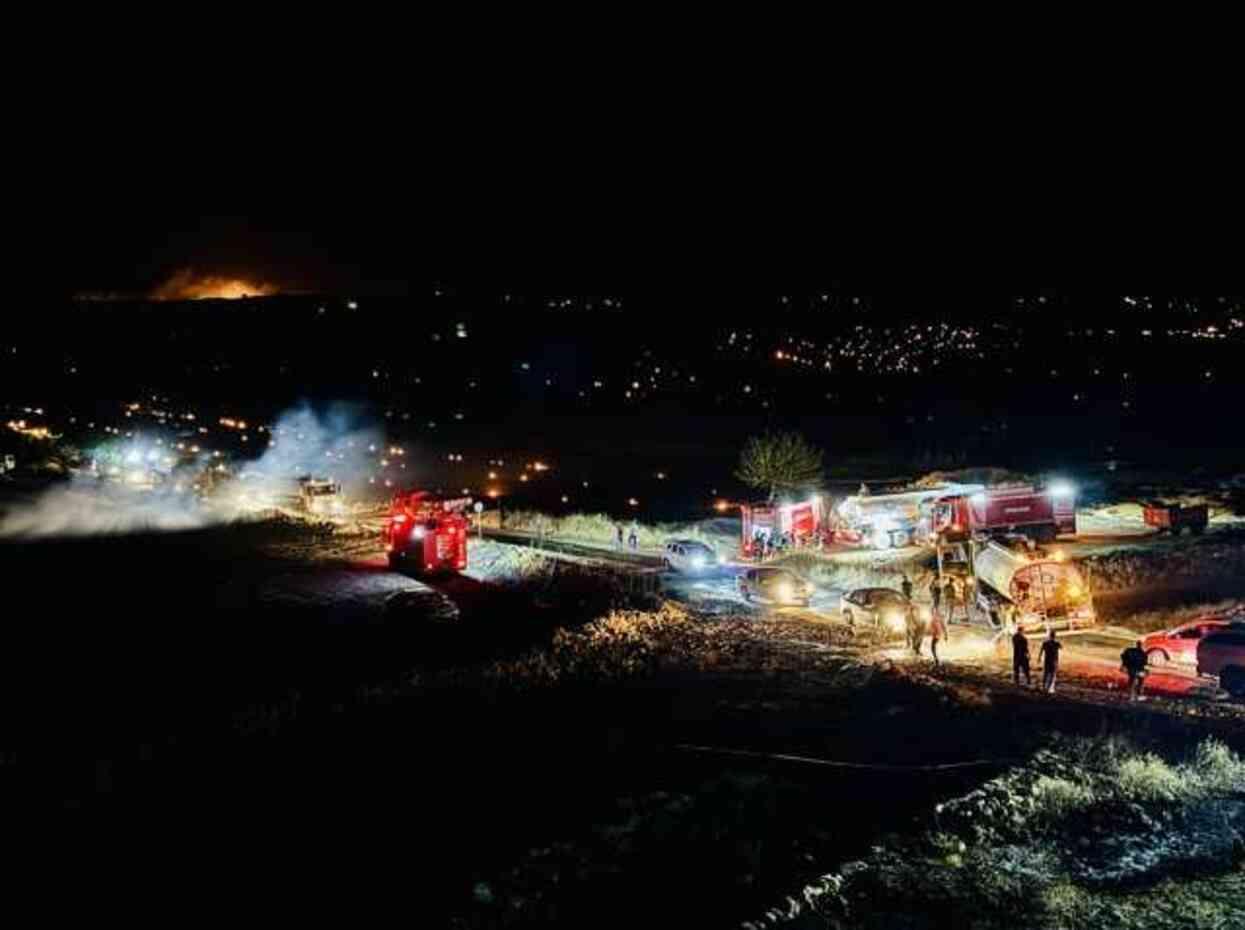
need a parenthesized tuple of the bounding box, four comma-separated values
(0, 403, 385, 538)
(243, 403, 383, 501)
(0, 480, 213, 537)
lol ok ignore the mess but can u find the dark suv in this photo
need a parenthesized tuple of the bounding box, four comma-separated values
(1197, 625, 1245, 697)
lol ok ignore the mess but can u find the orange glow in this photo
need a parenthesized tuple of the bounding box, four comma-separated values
(151, 269, 278, 301)
(487, 488, 500, 498)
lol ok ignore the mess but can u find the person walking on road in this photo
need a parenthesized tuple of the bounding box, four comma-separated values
(615, 523, 624, 551)
(1121, 640, 1149, 701)
(628, 523, 639, 551)
(928, 612, 948, 669)
(930, 577, 942, 613)
(1039, 630, 1062, 693)
(906, 603, 925, 656)
(901, 574, 913, 601)
(1012, 627, 1031, 686)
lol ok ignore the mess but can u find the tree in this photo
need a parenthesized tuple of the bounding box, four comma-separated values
(735, 432, 824, 502)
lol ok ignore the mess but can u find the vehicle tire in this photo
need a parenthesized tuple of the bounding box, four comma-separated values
(1147, 649, 1169, 669)
(387, 552, 401, 571)
(1222, 667, 1245, 698)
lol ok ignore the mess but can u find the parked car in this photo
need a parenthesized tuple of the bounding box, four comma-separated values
(840, 587, 918, 631)
(663, 539, 720, 573)
(1141, 617, 1231, 668)
(737, 567, 813, 607)
(1197, 625, 1245, 697)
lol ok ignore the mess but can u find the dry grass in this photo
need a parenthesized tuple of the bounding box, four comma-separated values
(1080, 541, 1245, 595)
(1111, 598, 1245, 635)
(501, 509, 736, 553)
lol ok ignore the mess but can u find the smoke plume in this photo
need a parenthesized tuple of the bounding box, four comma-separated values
(0, 404, 384, 539)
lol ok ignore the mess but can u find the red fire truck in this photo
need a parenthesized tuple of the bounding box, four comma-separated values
(930, 484, 1076, 544)
(384, 491, 470, 573)
(740, 496, 825, 557)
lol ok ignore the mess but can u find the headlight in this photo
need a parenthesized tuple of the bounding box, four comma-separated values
(775, 583, 792, 601)
(886, 611, 905, 631)
(412, 526, 426, 539)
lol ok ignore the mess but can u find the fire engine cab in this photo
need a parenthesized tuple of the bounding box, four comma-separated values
(384, 491, 470, 574)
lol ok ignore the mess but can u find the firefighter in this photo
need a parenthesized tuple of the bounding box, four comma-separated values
(1012, 627, 1031, 686)
(1039, 630, 1062, 693)
(928, 611, 948, 668)
(1120, 640, 1148, 701)
(901, 574, 913, 601)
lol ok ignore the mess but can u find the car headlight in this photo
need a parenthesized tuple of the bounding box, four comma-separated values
(775, 583, 792, 601)
(412, 526, 426, 539)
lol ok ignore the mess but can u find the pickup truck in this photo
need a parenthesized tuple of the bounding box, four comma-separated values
(1197, 625, 1245, 697)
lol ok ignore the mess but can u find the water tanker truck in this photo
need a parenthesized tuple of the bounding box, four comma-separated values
(972, 535, 1095, 632)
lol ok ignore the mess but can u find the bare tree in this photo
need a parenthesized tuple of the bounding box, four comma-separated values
(735, 432, 824, 502)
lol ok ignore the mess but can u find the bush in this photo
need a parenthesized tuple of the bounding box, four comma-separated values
(1031, 776, 1097, 818)
(1115, 754, 1187, 804)
(1189, 739, 1245, 795)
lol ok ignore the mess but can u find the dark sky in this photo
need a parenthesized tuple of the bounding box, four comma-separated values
(20, 132, 1245, 301)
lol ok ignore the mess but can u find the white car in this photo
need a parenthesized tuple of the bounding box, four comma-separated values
(663, 539, 720, 573)
(738, 567, 814, 607)
(840, 587, 918, 631)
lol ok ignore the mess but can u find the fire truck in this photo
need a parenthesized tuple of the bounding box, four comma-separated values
(740, 495, 825, 557)
(835, 484, 982, 550)
(384, 491, 470, 573)
(928, 483, 1076, 544)
(971, 535, 1095, 632)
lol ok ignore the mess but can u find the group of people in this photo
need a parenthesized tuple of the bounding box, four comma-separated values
(1010, 628, 1063, 692)
(1013, 630, 1151, 699)
(927, 573, 973, 621)
(614, 523, 640, 551)
(750, 530, 815, 561)
(901, 574, 1153, 702)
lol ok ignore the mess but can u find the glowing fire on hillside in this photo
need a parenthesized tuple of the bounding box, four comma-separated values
(150, 269, 278, 301)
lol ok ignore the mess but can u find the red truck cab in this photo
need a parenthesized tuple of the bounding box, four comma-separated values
(384, 491, 470, 574)
(931, 484, 1076, 544)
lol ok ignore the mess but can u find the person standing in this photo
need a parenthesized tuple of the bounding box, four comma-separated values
(1120, 640, 1149, 701)
(928, 611, 948, 669)
(930, 577, 943, 613)
(615, 523, 624, 551)
(1039, 630, 1062, 693)
(901, 574, 913, 601)
(1012, 627, 1031, 686)
(944, 577, 960, 621)
(628, 523, 639, 551)
(906, 603, 925, 656)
